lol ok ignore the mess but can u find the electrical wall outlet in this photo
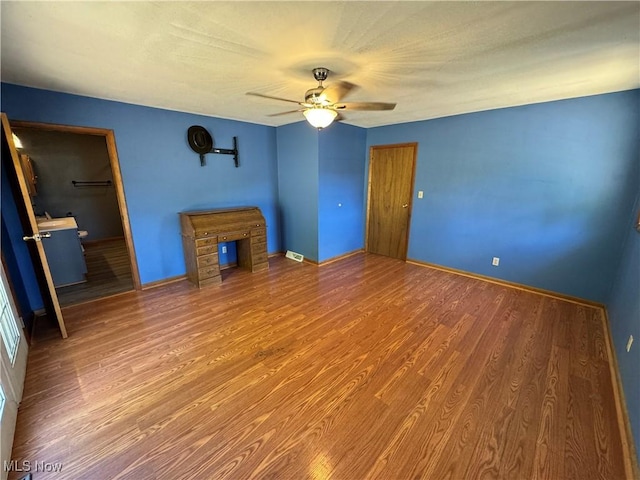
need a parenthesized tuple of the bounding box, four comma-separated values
(222, 245, 227, 254)
(418, 191, 424, 199)
(627, 335, 634, 352)
(492, 257, 500, 266)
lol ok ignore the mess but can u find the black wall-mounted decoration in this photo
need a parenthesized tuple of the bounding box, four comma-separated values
(187, 125, 239, 167)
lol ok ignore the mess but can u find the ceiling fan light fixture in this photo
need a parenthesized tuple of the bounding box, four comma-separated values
(303, 107, 337, 129)
(248, 67, 392, 126)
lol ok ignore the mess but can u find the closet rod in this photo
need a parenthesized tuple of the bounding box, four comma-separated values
(71, 180, 112, 187)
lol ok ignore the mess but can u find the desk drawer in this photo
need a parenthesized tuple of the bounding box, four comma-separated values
(218, 231, 250, 242)
(197, 253, 218, 268)
(198, 274, 221, 287)
(251, 233, 266, 243)
(197, 244, 217, 256)
(195, 231, 216, 240)
(251, 245, 267, 259)
(199, 265, 220, 280)
(251, 236, 266, 249)
(251, 227, 266, 238)
(195, 237, 217, 247)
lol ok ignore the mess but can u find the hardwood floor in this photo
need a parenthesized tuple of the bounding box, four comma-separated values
(8, 254, 630, 479)
(55, 238, 134, 306)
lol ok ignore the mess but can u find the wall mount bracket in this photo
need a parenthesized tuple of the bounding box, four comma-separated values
(210, 136, 239, 168)
(187, 125, 239, 167)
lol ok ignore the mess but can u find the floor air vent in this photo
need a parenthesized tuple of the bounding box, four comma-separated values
(285, 250, 304, 262)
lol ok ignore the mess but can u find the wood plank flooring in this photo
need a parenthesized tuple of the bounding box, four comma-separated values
(55, 238, 134, 306)
(8, 254, 629, 479)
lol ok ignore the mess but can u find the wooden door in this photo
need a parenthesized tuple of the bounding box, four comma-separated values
(0, 261, 29, 480)
(366, 143, 417, 260)
(1, 113, 68, 338)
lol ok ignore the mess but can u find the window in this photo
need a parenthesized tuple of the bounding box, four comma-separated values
(0, 279, 19, 365)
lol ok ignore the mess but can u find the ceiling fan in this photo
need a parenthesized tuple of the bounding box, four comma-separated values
(247, 67, 396, 129)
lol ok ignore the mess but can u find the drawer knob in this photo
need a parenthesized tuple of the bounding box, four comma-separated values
(243, 233, 247, 236)
(223, 236, 227, 240)
(204, 232, 208, 236)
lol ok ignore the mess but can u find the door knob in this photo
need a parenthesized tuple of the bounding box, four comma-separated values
(23, 232, 52, 242)
(402, 203, 408, 208)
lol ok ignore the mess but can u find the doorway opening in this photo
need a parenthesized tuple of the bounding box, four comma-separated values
(11, 122, 140, 307)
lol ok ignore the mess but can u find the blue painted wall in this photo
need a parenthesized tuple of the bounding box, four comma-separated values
(607, 192, 640, 459)
(1, 219, 32, 315)
(366, 90, 640, 303)
(318, 123, 366, 262)
(276, 121, 319, 261)
(1, 163, 44, 312)
(2, 83, 280, 286)
(2, 85, 636, 304)
(276, 121, 367, 263)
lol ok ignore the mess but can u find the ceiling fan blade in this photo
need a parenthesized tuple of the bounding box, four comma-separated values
(246, 92, 302, 105)
(335, 102, 396, 111)
(322, 81, 357, 103)
(267, 109, 304, 117)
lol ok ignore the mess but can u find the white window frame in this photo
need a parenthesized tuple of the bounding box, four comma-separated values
(0, 277, 20, 365)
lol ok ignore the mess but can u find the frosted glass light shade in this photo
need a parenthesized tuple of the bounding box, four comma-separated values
(303, 108, 337, 129)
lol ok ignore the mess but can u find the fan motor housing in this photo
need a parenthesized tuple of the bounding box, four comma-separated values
(305, 87, 328, 105)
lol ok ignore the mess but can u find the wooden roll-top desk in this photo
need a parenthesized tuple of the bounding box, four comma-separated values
(180, 207, 268, 287)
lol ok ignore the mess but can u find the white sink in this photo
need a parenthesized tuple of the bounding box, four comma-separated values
(37, 217, 78, 231)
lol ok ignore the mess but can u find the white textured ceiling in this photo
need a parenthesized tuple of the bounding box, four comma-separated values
(1, 1, 639, 128)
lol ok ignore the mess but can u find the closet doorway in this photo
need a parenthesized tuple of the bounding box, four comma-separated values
(11, 121, 140, 307)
